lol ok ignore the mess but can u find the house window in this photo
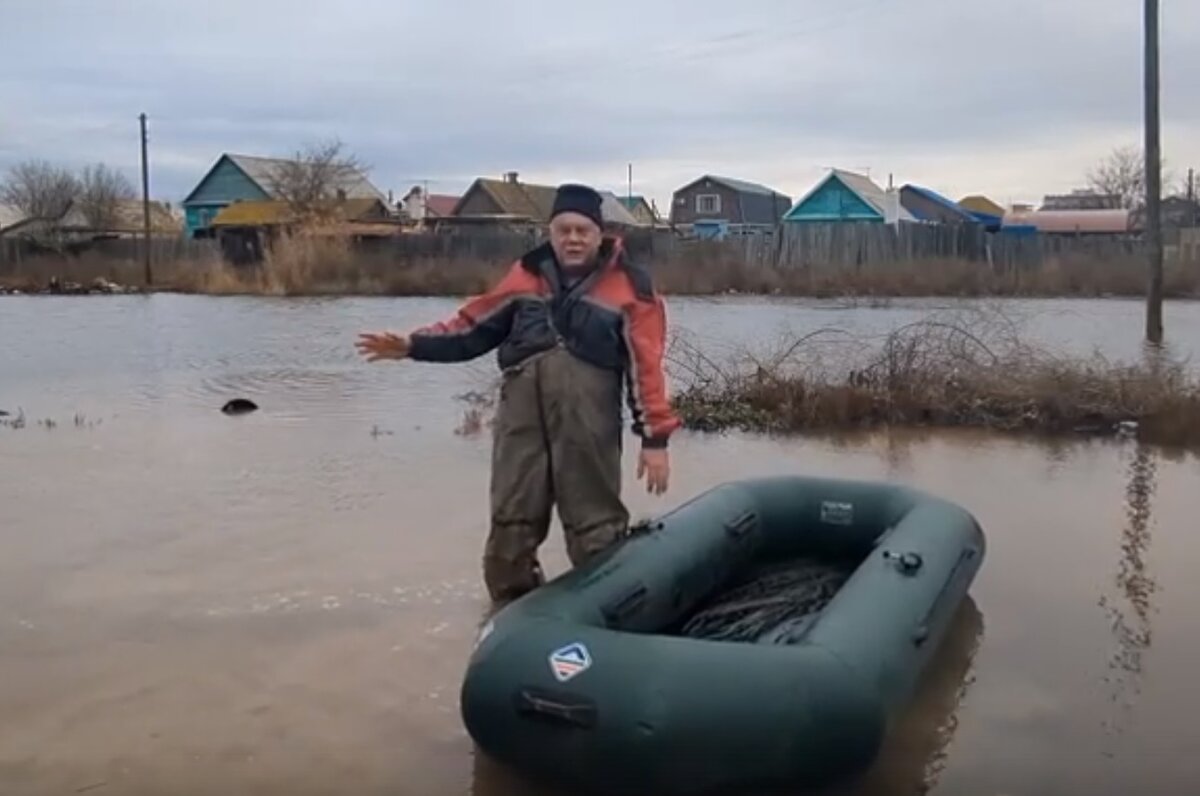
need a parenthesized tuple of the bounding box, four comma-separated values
(696, 194, 721, 214)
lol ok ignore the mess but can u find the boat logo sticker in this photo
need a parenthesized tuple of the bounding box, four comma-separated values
(820, 500, 854, 526)
(548, 642, 592, 682)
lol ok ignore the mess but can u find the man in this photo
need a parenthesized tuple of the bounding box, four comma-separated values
(356, 183, 680, 603)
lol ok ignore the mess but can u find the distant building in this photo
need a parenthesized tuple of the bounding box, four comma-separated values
(669, 175, 791, 238)
(783, 169, 913, 225)
(0, 199, 181, 241)
(617, 195, 660, 227)
(401, 185, 460, 224)
(208, 197, 397, 264)
(899, 185, 980, 225)
(957, 195, 1006, 230)
(181, 153, 386, 239)
(451, 172, 645, 230)
(1040, 190, 1121, 211)
(1003, 209, 1136, 235)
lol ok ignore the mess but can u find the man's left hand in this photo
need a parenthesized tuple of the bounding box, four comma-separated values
(637, 448, 670, 495)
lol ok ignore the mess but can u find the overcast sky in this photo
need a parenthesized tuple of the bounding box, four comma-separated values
(2, 0, 1197, 211)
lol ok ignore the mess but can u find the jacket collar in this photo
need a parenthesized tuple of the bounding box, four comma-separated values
(520, 235, 625, 275)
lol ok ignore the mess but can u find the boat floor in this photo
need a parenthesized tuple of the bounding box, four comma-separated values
(677, 557, 856, 645)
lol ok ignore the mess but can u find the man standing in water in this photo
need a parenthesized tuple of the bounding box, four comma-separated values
(356, 184, 680, 603)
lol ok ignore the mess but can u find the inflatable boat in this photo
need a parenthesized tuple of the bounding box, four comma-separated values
(459, 476, 986, 795)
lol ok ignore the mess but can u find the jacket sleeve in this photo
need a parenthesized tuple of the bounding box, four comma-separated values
(406, 262, 531, 362)
(622, 291, 683, 448)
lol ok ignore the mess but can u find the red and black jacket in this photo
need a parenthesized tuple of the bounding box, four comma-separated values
(407, 237, 682, 448)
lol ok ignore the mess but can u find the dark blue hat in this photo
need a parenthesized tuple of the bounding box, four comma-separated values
(551, 183, 604, 229)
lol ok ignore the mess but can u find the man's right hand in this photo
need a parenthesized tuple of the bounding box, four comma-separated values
(355, 331, 411, 362)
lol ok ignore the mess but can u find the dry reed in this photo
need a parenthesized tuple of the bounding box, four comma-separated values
(668, 306, 1200, 449)
(4, 235, 1198, 299)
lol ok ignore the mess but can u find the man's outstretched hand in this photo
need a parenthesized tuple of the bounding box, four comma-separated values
(638, 448, 670, 495)
(356, 331, 411, 362)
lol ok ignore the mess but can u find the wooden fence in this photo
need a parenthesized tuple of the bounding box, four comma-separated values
(0, 222, 1160, 282)
(645, 223, 1147, 274)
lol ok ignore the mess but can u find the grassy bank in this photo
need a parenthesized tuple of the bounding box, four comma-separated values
(3, 234, 1199, 298)
(666, 308, 1200, 450)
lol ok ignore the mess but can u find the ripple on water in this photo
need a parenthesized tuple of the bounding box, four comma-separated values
(181, 367, 381, 416)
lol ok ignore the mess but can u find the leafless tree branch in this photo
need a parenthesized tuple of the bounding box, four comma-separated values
(77, 163, 136, 229)
(264, 139, 370, 222)
(1, 160, 79, 219)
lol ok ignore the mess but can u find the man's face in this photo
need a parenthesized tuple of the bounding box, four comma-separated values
(549, 212, 602, 267)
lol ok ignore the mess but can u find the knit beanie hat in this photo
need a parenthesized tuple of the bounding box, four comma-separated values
(551, 184, 605, 230)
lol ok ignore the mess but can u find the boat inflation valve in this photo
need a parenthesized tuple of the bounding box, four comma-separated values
(883, 550, 923, 575)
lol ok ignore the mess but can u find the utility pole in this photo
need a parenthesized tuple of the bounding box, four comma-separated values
(139, 112, 153, 286)
(1144, 0, 1163, 344)
(628, 163, 633, 204)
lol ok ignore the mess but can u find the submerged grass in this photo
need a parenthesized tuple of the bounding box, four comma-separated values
(667, 306, 1200, 450)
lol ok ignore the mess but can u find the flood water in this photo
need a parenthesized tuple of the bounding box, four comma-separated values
(2, 295, 1200, 796)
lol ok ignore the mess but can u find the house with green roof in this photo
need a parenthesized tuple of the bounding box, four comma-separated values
(617, 195, 660, 227)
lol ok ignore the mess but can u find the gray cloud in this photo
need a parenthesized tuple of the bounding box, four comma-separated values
(1, 0, 1196, 209)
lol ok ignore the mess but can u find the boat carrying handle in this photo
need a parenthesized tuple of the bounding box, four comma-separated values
(515, 687, 598, 729)
(601, 584, 648, 628)
(724, 510, 757, 539)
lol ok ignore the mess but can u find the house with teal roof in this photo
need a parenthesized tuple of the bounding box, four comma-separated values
(783, 169, 914, 225)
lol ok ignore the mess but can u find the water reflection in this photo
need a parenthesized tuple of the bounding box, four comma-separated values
(1099, 444, 1159, 741)
(467, 597, 984, 796)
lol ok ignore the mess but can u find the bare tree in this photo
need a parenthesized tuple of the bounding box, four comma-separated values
(264, 139, 369, 221)
(1087, 146, 1176, 210)
(77, 163, 136, 229)
(0, 160, 79, 219)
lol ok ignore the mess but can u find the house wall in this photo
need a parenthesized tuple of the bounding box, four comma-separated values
(670, 179, 744, 226)
(182, 157, 271, 237)
(785, 178, 881, 223)
(627, 200, 657, 226)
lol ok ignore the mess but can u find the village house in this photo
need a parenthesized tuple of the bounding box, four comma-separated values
(783, 169, 912, 225)
(0, 199, 181, 242)
(669, 175, 791, 238)
(1002, 208, 1136, 236)
(957, 195, 1006, 230)
(181, 153, 387, 239)
(400, 185, 460, 226)
(207, 197, 396, 264)
(617, 195, 661, 227)
(450, 172, 645, 230)
(898, 185, 980, 226)
(1041, 189, 1123, 211)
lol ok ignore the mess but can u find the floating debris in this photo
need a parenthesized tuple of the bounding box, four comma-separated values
(221, 398, 258, 415)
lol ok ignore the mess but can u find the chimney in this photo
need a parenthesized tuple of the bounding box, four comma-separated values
(504, 171, 519, 184)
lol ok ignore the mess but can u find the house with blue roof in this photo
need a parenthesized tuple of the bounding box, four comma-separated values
(181, 153, 386, 238)
(899, 184, 981, 226)
(783, 169, 914, 225)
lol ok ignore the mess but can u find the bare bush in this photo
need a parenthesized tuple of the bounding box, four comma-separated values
(669, 306, 1200, 448)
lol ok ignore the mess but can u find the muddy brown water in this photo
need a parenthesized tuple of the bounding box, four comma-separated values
(2, 295, 1199, 795)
